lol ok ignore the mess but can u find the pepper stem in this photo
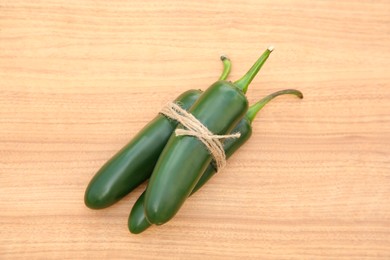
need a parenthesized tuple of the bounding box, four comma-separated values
(234, 46, 274, 93)
(218, 55, 232, 81)
(246, 89, 303, 123)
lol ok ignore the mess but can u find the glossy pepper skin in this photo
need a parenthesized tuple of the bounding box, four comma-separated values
(84, 89, 202, 209)
(144, 81, 249, 225)
(128, 89, 303, 234)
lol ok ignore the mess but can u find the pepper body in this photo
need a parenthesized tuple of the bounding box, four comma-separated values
(129, 118, 252, 234)
(144, 81, 248, 225)
(84, 89, 202, 209)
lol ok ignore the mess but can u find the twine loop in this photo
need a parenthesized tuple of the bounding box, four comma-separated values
(160, 102, 240, 171)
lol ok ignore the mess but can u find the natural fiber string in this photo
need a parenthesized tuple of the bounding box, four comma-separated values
(160, 102, 240, 171)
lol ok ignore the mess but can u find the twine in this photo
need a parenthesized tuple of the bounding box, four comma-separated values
(160, 102, 240, 171)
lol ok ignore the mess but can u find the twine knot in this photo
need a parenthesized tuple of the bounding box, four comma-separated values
(160, 102, 240, 171)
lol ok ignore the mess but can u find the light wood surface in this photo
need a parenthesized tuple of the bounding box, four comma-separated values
(1, 0, 389, 259)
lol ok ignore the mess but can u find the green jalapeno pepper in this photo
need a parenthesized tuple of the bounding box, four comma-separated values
(84, 89, 201, 209)
(144, 48, 274, 225)
(84, 57, 232, 209)
(128, 89, 303, 234)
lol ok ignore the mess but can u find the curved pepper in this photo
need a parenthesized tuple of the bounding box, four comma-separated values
(128, 89, 303, 233)
(144, 48, 274, 225)
(84, 56, 232, 209)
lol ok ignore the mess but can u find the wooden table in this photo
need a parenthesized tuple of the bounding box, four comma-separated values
(1, 1, 389, 259)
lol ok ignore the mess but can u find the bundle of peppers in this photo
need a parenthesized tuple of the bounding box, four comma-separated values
(84, 47, 303, 234)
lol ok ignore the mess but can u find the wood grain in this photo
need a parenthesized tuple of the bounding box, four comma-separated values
(1, 0, 389, 259)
